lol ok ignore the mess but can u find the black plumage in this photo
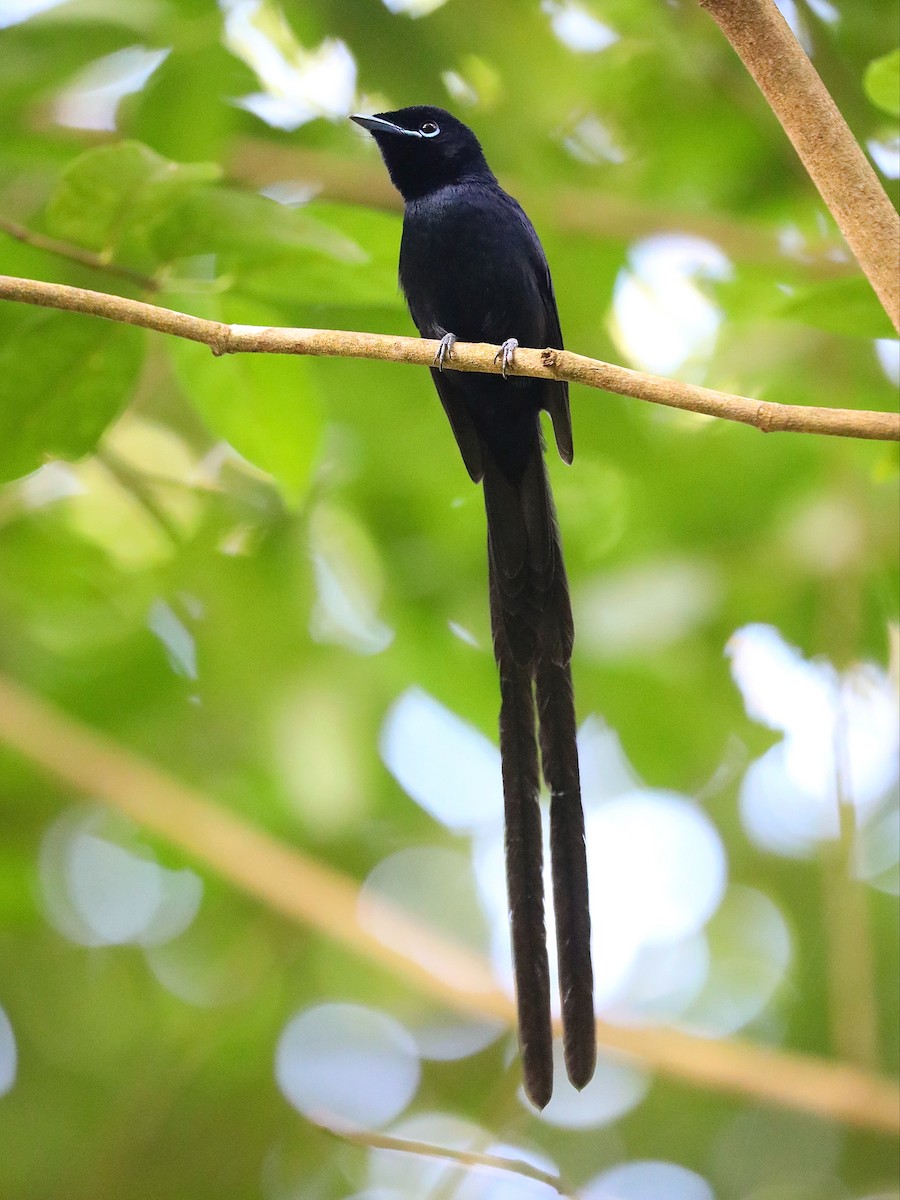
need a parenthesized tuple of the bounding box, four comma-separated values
(351, 105, 595, 1107)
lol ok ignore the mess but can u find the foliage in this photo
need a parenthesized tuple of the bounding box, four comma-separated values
(0, 1, 897, 1198)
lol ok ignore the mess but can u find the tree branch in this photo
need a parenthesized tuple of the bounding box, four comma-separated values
(1, 274, 896, 442)
(698, 0, 900, 333)
(0, 671, 896, 1134)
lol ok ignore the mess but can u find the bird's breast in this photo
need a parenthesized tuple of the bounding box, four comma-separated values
(400, 186, 546, 346)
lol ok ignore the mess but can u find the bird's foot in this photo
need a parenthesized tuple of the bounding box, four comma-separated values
(494, 338, 519, 379)
(434, 332, 457, 371)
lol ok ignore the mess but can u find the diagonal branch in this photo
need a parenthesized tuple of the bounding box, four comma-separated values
(0, 671, 897, 1134)
(698, 0, 900, 333)
(0, 274, 897, 442)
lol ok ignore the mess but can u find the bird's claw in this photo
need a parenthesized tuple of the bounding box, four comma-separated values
(494, 338, 519, 379)
(434, 332, 457, 371)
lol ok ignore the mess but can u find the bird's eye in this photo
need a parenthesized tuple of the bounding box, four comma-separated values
(420, 121, 440, 137)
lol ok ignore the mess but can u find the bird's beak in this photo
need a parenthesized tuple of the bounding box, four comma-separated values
(349, 113, 422, 138)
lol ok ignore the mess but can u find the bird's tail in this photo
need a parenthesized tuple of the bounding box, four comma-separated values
(482, 431, 595, 1106)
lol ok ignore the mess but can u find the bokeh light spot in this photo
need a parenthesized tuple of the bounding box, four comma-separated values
(534, 1049, 651, 1129)
(275, 1003, 420, 1128)
(679, 885, 791, 1037)
(0, 1005, 16, 1097)
(360, 846, 498, 1004)
(610, 236, 732, 379)
(542, 1, 618, 53)
(40, 810, 202, 948)
(583, 1160, 714, 1200)
(729, 625, 899, 859)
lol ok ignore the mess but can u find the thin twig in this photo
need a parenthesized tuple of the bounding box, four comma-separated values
(0, 274, 896, 442)
(319, 1122, 573, 1196)
(0, 216, 158, 292)
(698, 0, 900, 333)
(0, 671, 896, 1133)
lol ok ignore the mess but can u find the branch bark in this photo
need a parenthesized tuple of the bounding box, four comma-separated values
(698, 0, 900, 333)
(1, 274, 897, 442)
(0, 671, 896, 1134)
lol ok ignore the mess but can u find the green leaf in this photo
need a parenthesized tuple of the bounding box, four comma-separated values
(776, 276, 897, 339)
(164, 295, 322, 503)
(864, 49, 900, 116)
(0, 312, 144, 483)
(151, 186, 366, 271)
(44, 141, 220, 264)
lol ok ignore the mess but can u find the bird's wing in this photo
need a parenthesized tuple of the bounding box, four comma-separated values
(429, 367, 484, 482)
(511, 199, 573, 466)
(537, 264, 573, 466)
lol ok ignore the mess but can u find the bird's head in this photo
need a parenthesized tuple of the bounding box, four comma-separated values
(350, 106, 493, 201)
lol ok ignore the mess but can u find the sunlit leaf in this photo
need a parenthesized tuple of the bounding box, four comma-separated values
(0, 311, 143, 482)
(775, 275, 897, 338)
(44, 141, 220, 262)
(864, 48, 900, 116)
(164, 296, 322, 503)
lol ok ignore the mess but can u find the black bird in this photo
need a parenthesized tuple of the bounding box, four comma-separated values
(351, 105, 595, 1107)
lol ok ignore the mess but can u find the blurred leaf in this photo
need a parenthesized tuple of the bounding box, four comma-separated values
(864, 48, 900, 115)
(164, 295, 321, 503)
(0, 311, 144, 483)
(44, 141, 221, 264)
(775, 276, 897, 338)
(234, 201, 405, 311)
(152, 186, 365, 268)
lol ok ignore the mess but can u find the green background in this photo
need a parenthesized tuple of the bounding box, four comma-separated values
(0, 0, 897, 1196)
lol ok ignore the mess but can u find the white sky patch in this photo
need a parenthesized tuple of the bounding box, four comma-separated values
(380, 687, 503, 833)
(148, 598, 198, 679)
(875, 339, 900, 386)
(867, 134, 900, 180)
(381, 0, 449, 14)
(260, 179, 320, 205)
(447, 619, 480, 648)
(563, 112, 626, 165)
(0, 0, 65, 28)
(773, 0, 812, 51)
(728, 624, 900, 862)
(610, 235, 732, 378)
(442, 70, 479, 108)
(54, 46, 170, 131)
(221, 0, 356, 130)
(309, 503, 393, 656)
(0, 1005, 16, 1098)
(805, 0, 840, 21)
(542, 0, 618, 53)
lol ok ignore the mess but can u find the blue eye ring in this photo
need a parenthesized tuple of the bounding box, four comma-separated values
(420, 121, 440, 138)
